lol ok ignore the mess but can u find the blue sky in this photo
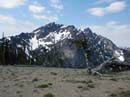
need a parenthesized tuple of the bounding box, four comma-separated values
(0, 0, 130, 47)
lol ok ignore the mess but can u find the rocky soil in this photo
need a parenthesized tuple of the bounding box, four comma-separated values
(0, 66, 130, 97)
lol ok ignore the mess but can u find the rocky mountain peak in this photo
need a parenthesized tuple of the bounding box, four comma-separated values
(83, 27, 93, 37)
(32, 22, 64, 39)
(0, 23, 128, 68)
(44, 22, 63, 29)
(84, 27, 92, 32)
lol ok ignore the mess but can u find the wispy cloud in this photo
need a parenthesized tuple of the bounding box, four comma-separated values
(0, 14, 37, 36)
(0, 15, 16, 24)
(29, 4, 45, 13)
(96, 0, 116, 4)
(0, 0, 26, 8)
(33, 14, 58, 22)
(84, 21, 130, 47)
(88, 1, 126, 16)
(88, 7, 105, 16)
(50, 0, 64, 10)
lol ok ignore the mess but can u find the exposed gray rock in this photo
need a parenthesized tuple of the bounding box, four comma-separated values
(0, 22, 127, 68)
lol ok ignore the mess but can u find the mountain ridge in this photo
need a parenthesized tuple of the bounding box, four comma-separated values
(0, 22, 127, 68)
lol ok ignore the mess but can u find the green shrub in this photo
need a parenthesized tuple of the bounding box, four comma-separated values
(110, 78, 118, 81)
(110, 93, 117, 97)
(87, 83, 95, 88)
(37, 84, 49, 88)
(86, 80, 93, 84)
(32, 78, 38, 82)
(37, 83, 53, 88)
(50, 72, 57, 75)
(110, 90, 130, 97)
(44, 93, 55, 97)
(48, 83, 53, 85)
(77, 85, 83, 89)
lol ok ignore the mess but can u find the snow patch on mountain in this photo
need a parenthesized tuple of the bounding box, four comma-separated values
(30, 35, 39, 50)
(54, 30, 72, 41)
(115, 50, 125, 61)
(30, 35, 53, 50)
(60, 25, 67, 29)
(30, 28, 73, 50)
(34, 29, 41, 34)
(43, 30, 72, 43)
(17, 44, 22, 48)
(6, 37, 11, 41)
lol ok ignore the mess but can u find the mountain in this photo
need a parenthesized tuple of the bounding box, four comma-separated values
(0, 22, 126, 68)
(121, 47, 130, 64)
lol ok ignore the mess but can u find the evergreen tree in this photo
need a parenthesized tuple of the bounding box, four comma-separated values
(74, 38, 91, 67)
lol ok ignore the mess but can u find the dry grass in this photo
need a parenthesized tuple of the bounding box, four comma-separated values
(0, 66, 130, 97)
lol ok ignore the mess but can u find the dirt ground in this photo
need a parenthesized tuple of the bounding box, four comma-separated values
(0, 66, 130, 97)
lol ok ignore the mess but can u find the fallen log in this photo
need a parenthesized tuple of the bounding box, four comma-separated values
(89, 57, 130, 74)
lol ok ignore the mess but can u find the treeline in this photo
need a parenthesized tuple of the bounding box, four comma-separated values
(0, 39, 64, 66)
(0, 38, 31, 65)
(0, 33, 90, 68)
(0, 34, 64, 66)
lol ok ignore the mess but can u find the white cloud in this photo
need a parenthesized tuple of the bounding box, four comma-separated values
(50, 0, 64, 10)
(29, 4, 45, 13)
(33, 14, 58, 22)
(0, 15, 16, 24)
(96, 0, 116, 3)
(85, 21, 130, 47)
(88, 1, 126, 16)
(106, 1, 126, 13)
(88, 7, 105, 16)
(0, 15, 37, 37)
(29, 1, 60, 23)
(0, 0, 26, 8)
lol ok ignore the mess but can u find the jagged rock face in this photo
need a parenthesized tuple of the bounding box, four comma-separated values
(33, 22, 63, 39)
(121, 48, 130, 63)
(0, 22, 123, 68)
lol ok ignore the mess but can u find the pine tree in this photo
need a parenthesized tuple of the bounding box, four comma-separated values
(2, 32, 5, 65)
(74, 38, 91, 67)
